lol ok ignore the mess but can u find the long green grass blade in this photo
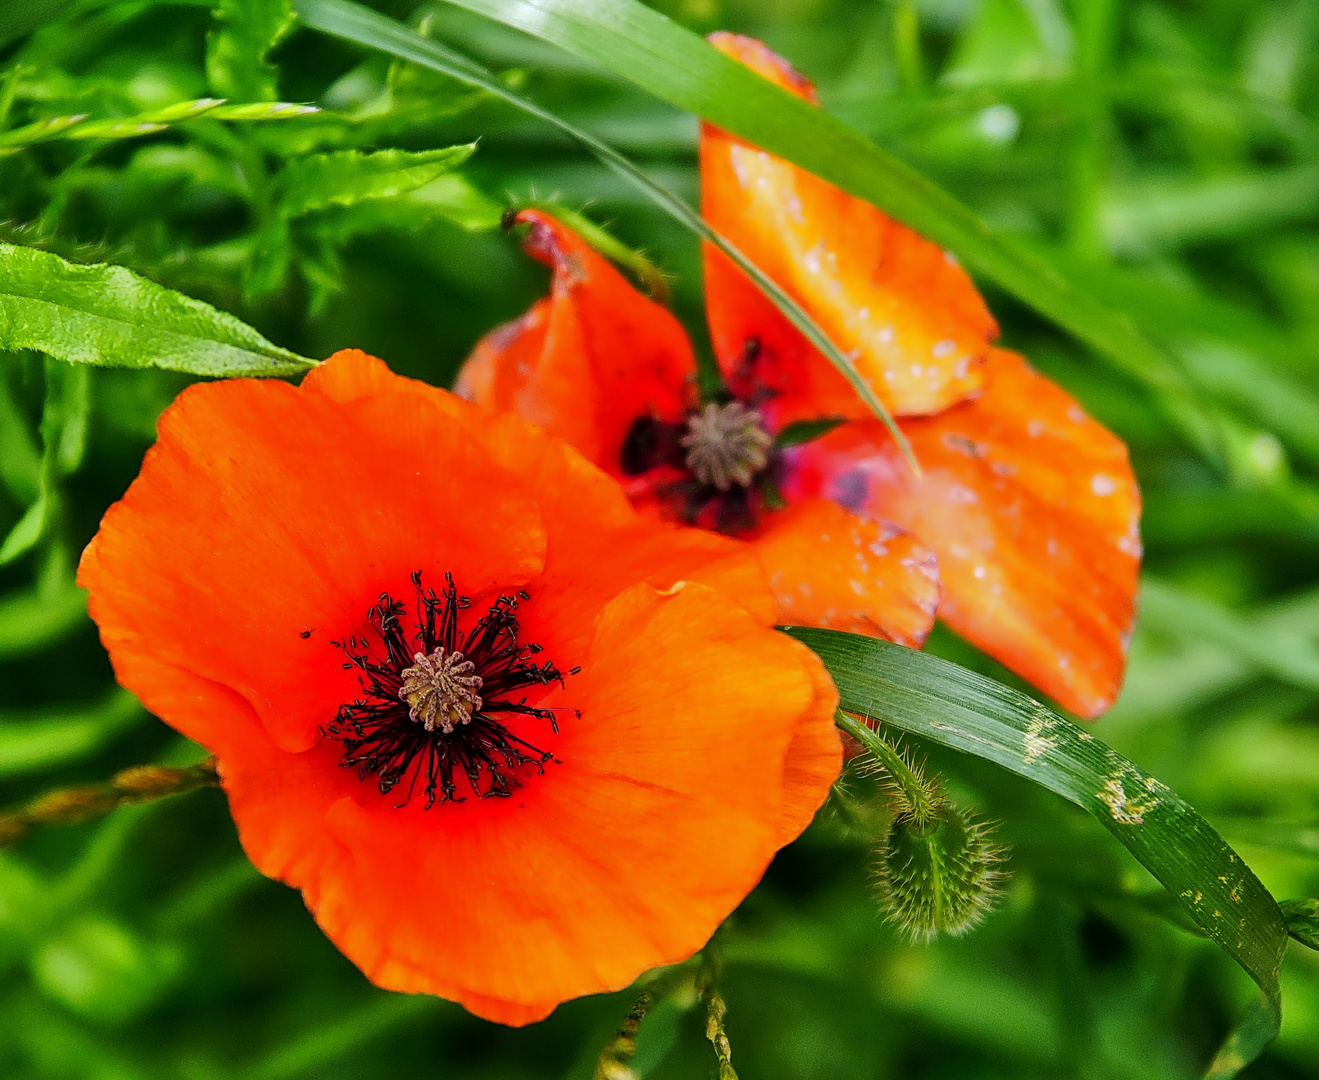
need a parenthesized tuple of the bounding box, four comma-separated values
(419, 0, 1219, 461)
(790, 627, 1288, 1079)
(292, 0, 918, 472)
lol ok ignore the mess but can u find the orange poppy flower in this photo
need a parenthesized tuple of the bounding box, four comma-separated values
(457, 40, 1140, 719)
(78, 349, 841, 1025)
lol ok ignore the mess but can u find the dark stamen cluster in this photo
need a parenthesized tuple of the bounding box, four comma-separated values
(325, 572, 573, 808)
(620, 339, 783, 535)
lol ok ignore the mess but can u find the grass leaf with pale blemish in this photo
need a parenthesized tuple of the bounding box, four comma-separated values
(793, 627, 1288, 1079)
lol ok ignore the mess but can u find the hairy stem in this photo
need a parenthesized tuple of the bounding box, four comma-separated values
(835, 709, 940, 822)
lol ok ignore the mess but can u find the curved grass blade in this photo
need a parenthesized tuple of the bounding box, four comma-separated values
(789, 627, 1287, 1079)
(292, 0, 918, 473)
(423, 0, 1220, 462)
(0, 243, 315, 377)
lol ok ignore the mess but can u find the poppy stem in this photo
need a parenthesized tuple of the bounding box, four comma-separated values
(696, 954, 740, 1080)
(835, 709, 942, 825)
(592, 987, 654, 1080)
(0, 757, 219, 850)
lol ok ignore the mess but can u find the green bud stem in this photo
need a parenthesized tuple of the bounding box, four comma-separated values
(835, 710, 940, 823)
(0, 758, 219, 849)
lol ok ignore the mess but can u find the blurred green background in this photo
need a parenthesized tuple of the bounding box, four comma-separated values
(3, 0, 1319, 1076)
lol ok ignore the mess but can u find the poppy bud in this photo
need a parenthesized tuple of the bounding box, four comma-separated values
(877, 802, 1005, 942)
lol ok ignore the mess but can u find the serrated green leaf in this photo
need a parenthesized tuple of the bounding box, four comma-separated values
(791, 628, 1288, 1078)
(207, 0, 297, 102)
(277, 144, 477, 217)
(0, 243, 315, 376)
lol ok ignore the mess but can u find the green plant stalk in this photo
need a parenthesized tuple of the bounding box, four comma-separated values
(835, 709, 939, 823)
(292, 0, 920, 475)
(0, 758, 220, 849)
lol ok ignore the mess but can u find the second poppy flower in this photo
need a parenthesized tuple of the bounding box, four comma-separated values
(458, 37, 1140, 720)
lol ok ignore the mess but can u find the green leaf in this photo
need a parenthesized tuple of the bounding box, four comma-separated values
(0, 583, 86, 661)
(0, 358, 88, 567)
(292, 0, 919, 473)
(207, 0, 298, 102)
(0, 243, 315, 376)
(790, 627, 1288, 1078)
(0, 690, 145, 779)
(0, 370, 41, 505)
(277, 145, 477, 217)
(0, 498, 48, 566)
(1280, 898, 1319, 951)
(773, 416, 846, 449)
(361, 0, 1217, 462)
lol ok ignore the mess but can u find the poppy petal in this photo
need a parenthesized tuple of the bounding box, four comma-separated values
(226, 581, 835, 1017)
(789, 349, 1140, 717)
(748, 498, 940, 648)
(456, 209, 697, 477)
(776, 635, 845, 845)
(701, 33, 997, 422)
(79, 367, 548, 754)
(308, 351, 779, 627)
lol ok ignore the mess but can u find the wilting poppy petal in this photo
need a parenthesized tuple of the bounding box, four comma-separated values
(701, 33, 997, 422)
(747, 498, 939, 648)
(456, 209, 696, 473)
(787, 349, 1140, 718)
(80, 350, 840, 1023)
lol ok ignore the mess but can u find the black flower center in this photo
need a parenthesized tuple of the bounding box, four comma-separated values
(325, 572, 574, 808)
(618, 337, 790, 534)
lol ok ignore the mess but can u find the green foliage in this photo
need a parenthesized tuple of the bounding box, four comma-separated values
(277, 144, 475, 216)
(798, 628, 1291, 1075)
(207, 0, 298, 102)
(772, 416, 845, 449)
(0, 244, 316, 376)
(1, 0, 1319, 1079)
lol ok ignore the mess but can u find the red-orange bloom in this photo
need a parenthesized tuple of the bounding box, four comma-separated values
(457, 36, 1141, 719)
(78, 349, 841, 1025)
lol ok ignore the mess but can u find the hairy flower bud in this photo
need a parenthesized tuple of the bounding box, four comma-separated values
(876, 803, 1005, 942)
